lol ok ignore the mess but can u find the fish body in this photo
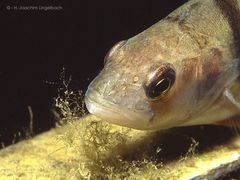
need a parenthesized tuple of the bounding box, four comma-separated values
(85, 0, 240, 130)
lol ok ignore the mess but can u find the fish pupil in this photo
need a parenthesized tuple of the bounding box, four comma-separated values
(144, 65, 176, 100)
(151, 78, 171, 98)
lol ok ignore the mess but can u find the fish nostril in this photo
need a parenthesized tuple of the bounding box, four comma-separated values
(133, 76, 139, 83)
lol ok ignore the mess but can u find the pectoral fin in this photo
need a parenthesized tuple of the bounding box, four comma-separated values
(223, 88, 240, 110)
(216, 89, 240, 131)
(215, 87, 240, 128)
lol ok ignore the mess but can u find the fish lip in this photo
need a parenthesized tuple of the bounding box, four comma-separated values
(85, 88, 155, 130)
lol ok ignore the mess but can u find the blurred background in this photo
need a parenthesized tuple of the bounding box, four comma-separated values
(1, 0, 188, 147)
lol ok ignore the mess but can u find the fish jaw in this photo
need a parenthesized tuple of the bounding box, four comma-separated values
(85, 88, 155, 130)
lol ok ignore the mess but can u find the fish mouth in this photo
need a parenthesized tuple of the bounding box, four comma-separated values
(85, 89, 155, 130)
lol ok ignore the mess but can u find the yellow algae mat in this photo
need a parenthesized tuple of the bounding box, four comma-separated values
(0, 114, 240, 179)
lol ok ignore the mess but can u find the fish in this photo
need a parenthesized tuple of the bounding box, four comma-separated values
(85, 0, 240, 130)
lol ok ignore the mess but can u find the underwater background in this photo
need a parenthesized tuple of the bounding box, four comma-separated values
(1, 0, 187, 147)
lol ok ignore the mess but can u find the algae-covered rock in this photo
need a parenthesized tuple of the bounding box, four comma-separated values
(0, 114, 240, 179)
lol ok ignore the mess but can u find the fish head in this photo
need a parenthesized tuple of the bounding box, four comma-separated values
(85, 21, 231, 130)
(84, 0, 240, 130)
(85, 26, 191, 130)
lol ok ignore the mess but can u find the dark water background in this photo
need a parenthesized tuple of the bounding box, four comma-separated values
(1, 0, 188, 147)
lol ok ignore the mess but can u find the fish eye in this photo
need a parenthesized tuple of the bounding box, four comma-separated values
(144, 65, 176, 100)
(152, 78, 171, 96)
(104, 40, 126, 65)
